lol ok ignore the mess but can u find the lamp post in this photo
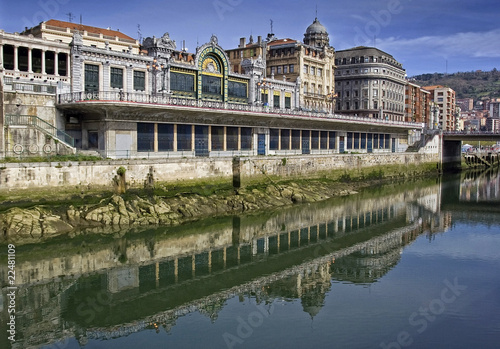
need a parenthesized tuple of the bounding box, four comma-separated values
(326, 90, 338, 114)
(257, 78, 270, 107)
(146, 57, 164, 96)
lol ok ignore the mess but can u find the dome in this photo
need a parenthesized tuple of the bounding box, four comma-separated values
(306, 18, 328, 35)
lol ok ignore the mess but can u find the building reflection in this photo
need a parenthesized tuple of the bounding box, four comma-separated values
(1, 175, 488, 349)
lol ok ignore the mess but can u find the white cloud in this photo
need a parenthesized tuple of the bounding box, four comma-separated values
(376, 29, 500, 59)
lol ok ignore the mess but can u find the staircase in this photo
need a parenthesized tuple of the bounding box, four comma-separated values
(5, 114, 75, 148)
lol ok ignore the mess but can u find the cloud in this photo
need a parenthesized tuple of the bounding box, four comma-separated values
(376, 29, 500, 59)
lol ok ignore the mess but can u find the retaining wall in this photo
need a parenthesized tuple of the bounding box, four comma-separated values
(0, 153, 440, 192)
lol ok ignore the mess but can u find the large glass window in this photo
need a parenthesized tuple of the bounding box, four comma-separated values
(354, 132, 360, 149)
(291, 130, 301, 149)
(110, 67, 123, 89)
(361, 133, 367, 149)
(177, 124, 192, 151)
(270, 129, 279, 150)
(240, 127, 252, 150)
(228, 80, 247, 98)
(134, 71, 145, 91)
(320, 131, 328, 149)
(158, 124, 174, 151)
(202, 75, 221, 95)
(211, 126, 224, 151)
(347, 132, 353, 149)
(285, 96, 291, 109)
(311, 131, 319, 149)
(280, 129, 290, 150)
(171, 72, 195, 92)
(137, 123, 154, 152)
(84, 64, 99, 93)
(329, 131, 336, 149)
(226, 127, 239, 151)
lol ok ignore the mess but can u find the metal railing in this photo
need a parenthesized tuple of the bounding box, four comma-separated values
(5, 115, 75, 147)
(57, 91, 422, 129)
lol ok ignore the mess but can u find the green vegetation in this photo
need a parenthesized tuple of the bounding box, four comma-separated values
(0, 154, 102, 163)
(410, 68, 500, 99)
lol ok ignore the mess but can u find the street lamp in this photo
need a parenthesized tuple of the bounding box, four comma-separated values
(326, 90, 338, 114)
(257, 78, 270, 106)
(146, 57, 164, 96)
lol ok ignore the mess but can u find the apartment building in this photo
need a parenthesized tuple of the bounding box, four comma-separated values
(422, 85, 457, 130)
(334, 47, 406, 121)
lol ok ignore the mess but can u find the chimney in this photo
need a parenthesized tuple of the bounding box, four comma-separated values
(239, 37, 246, 48)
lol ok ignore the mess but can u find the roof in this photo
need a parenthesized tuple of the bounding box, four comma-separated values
(44, 19, 136, 41)
(306, 18, 328, 35)
(267, 38, 298, 47)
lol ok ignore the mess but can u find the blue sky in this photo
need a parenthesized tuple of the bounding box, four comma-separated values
(1, 0, 499, 76)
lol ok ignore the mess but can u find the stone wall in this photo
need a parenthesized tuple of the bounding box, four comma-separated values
(0, 152, 439, 191)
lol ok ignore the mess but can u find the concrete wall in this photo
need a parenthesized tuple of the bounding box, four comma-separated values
(0, 152, 440, 191)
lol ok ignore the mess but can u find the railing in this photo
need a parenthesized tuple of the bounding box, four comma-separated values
(57, 91, 421, 129)
(5, 115, 75, 147)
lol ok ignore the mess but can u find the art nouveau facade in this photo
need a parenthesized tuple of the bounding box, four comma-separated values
(1, 20, 422, 159)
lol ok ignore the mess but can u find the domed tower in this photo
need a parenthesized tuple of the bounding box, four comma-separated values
(303, 17, 330, 48)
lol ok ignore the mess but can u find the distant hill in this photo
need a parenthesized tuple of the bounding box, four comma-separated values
(409, 69, 500, 100)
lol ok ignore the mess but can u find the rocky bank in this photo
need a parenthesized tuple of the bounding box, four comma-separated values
(0, 179, 365, 245)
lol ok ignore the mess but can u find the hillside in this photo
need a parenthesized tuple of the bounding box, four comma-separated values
(409, 69, 500, 100)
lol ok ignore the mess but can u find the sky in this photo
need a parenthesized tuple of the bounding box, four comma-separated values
(1, 0, 500, 76)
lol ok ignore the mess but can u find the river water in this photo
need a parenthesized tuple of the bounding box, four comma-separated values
(1, 170, 500, 349)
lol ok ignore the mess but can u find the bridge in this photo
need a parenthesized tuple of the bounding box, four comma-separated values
(440, 131, 500, 171)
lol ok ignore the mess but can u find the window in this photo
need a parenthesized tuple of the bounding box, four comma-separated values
(171, 72, 195, 92)
(277, 66, 282, 74)
(226, 127, 239, 151)
(134, 71, 145, 91)
(110, 67, 123, 89)
(202, 75, 222, 96)
(58, 53, 67, 76)
(158, 123, 174, 151)
(177, 124, 192, 151)
(328, 131, 336, 149)
(270, 129, 279, 150)
(283, 65, 288, 74)
(240, 127, 252, 150)
(311, 131, 319, 149)
(303, 65, 308, 74)
(289, 64, 294, 73)
(285, 96, 291, 109)
(274, 94, 280, 108)
(85, 64, 99, 93)
(211, 126, 224, 151)
(281, 129, 290, 150)
(320, 131, 328, 149)
(271, 66, 276, 75)
(228, 80, 247, 98)
(310, 67, 315, 75)
(137, 123, 154, 152)
(3, 45, 14, 70)
(291, 130, 301, 149)
(317, 68, 322, 76)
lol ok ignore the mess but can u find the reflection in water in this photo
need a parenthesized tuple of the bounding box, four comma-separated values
(0, 174, 492, 348)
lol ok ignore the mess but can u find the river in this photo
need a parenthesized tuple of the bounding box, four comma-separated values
(1, 170, 500, 349)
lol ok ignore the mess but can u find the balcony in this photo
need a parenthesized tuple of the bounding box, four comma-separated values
(56, 91, 421, 129)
